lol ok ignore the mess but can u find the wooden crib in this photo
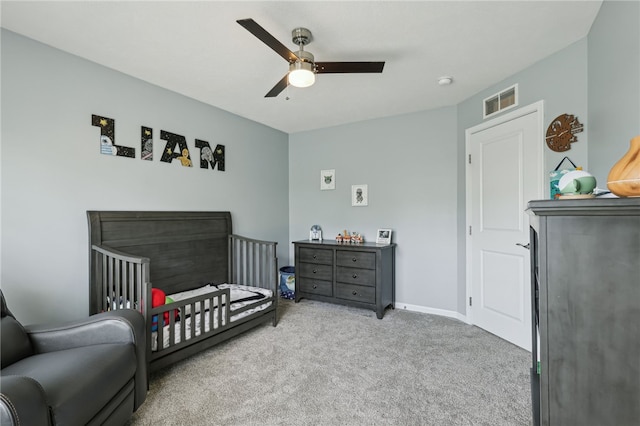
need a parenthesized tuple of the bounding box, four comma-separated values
(87, 211, 278, 372)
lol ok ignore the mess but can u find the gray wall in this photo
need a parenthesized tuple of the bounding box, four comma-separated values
(288, 37, 591, 317)
(2, 0, 637, 324)
(289, 1, 640, 316)
(289, 107, 460, 315)
(289, 0, 639, 317)
(1, 30, 290, 324)
(454, 0, 639, 315)
(588, 0, 640, 184)
(457, 38, 590, 188)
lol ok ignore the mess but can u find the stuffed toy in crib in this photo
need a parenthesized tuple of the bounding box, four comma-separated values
(151, 288, 180, 331)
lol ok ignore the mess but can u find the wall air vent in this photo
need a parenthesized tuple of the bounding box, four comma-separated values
(483, 84, 518, 119)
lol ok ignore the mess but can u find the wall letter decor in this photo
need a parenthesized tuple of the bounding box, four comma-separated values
(91, 113, 225, 172)
(195, 139, 225, 171)
(160, 130, 192, 167)
(141, 126, 153, 161)
(91, 114, 135, 158)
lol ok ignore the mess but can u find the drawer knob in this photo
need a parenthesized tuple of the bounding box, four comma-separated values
(313, 255, 317, 259)
(352, 291, 358, 296)
(352, 258, 357, 262)
(313, 284, 318, 289)
(352, 274, 358, 279)
(313, 269, 317, 273)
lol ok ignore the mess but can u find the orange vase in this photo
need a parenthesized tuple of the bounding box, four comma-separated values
(607, 135, 640, 197)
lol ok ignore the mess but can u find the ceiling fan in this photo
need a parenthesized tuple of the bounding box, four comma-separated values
(237, 18, 385, 98)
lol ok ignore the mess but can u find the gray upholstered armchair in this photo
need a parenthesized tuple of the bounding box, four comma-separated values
(0, 289, 147, 425)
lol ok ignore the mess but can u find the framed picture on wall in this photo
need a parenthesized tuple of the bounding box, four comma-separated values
(376, 229, 392, 245)
(320, 169, 336, 190)
(351, 184, 368, 206)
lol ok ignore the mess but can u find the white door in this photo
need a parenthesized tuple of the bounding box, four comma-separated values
(466, 102, 544, 351)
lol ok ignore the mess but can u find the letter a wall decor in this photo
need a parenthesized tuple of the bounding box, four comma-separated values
(160, 130, 192, 167)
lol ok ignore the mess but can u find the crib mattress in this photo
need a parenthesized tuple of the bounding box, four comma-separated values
(152, 284, 273, 351)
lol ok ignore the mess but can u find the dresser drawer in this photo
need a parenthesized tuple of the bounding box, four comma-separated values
(336, 266, 375, 287)
(336, 283, 375, 304)
(299, 247, 333, 265)
(336, 250, 375, 269)
(298, 278, 333, 297)
(298, 262, 332, 281)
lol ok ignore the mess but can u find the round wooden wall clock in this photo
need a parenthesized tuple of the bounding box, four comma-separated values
(545, 114, 584, 152)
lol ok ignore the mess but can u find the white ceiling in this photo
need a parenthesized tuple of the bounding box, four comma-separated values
(1, 1, 602, 134)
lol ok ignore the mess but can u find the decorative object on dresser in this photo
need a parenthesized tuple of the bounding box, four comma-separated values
(376, 228, 392, 244)
(549, 156, 577, 199)
(309, 224, 323, 241)
(557, 169, 596, 198)
(335, 229, 363, 243)
(607, 134, 640, 197)
(293, 240, 395, 319)
(527, 198, 640, 426)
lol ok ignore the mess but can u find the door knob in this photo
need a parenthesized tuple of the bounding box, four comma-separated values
(516, 242, 530, 250)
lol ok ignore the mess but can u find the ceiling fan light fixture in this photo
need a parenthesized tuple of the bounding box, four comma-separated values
(289, 61, 315, 88)
(236, 19, 385, 97)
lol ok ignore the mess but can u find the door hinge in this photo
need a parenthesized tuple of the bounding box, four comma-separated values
(468, 154, 471, 164)
(469, 226, 472, 236)
(469, 296, 472, 306)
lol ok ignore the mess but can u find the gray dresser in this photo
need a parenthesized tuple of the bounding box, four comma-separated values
(293, 240, 396, 319)
(528, 198, 640, 426)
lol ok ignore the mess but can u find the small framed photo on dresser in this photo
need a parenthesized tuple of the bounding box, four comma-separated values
(376, 229, 392, 245)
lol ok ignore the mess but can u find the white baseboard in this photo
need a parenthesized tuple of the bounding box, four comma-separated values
(395, 301, 468, 323)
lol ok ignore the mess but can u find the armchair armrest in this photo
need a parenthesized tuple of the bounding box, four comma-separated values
(26, 309, 144, 352)
(26, 309, 148, 410)
(0, 375, 51, 426)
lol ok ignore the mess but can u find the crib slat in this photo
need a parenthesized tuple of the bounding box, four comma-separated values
(252, 242, 257, 285)
(209, 297, 215, 331)
(126, 261, 133, 305)
(224, 292, 230, 325)
(136, 262, 142, 313)
(100, 252, 108, 311)
(216, 295, 222, 329)
(168, 311, 175, 350)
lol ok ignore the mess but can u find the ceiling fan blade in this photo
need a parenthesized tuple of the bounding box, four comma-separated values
(316, 62, 385, 74)
(237, 18, 300, 63)
(265, 75, 289, 98)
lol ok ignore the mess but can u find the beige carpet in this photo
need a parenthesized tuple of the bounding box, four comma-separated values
(128, 299, 532, 425)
